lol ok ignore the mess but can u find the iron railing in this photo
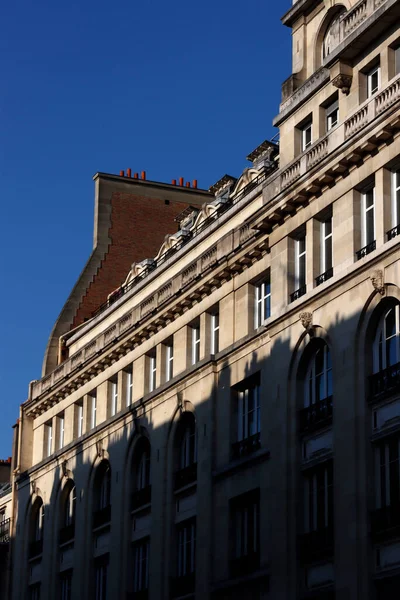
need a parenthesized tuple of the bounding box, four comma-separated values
(290, 285, 307, 303)
(232, 432, 261, 460)
(371, 503, 400, 542)
(356, 240, 376, 260)
(0, 518, 10, 543)
(387, 225, 400, 241)
(298, 526, 334, 565)
(316, 268, 333, 286)
(93, 504, 111, 529)
(131, 485, 152, 510)
(229, 551, 260, 578)
(369, 361, 400, 400)
(170, 572, 195, 597)
(299, 396, 333, 433)
(174, 463, 197, 491)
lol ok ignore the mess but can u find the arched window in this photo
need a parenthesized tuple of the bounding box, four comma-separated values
(305, 343, 333, 407)
(174, 413, 197, 490)
(93, 462, 112, 528)
(59, 483, 76, 544)
(316, 6, 347, 67)
(29, 499, 45, 558)
(131, 437, 152, 510)
(373, 304, 400, 373)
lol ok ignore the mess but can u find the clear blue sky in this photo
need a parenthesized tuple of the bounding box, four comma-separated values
(1, 0, 292, 457)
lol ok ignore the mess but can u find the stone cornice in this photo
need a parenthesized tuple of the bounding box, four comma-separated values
(281, 0, 323, 28)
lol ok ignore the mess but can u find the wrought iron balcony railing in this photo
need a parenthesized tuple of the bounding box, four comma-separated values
(299, 396, 333, 433)
(369, 361, 400, 400)
(316, 268, 333, 286)
(28, 538, 43, 559)
(298, 526, 334, 565)
(356, 240, 376, 260)
(131, 485, 152, 510)
(232, 432, 261, 460)
(371, 502, 400, 542)
(0, 518, 10, 543)
(387, 225, 400, 241)
(170, 572, 195, 598)
(93, 504, 111, 529)
(290, 285, 307, 303)
(59, 523, 75, 545)
(229, 550, 260, 578)
(174, 463, 197, 491)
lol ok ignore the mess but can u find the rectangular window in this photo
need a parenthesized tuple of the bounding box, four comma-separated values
(77, 402, 84, 437)
(392, 169, 400, 229)
(94, 557, 109, 600)
(375, 435, 400, 509)
(29, 584, 41, 600)
(126, 366, 133, 407)
(237, 384, 261, 443)
(58, 414, 65, 450)
(149, 354, 157, 393)
(304, 462, 333, 533)
(191, 324, 200, 365)
(326, 99, 339, 131)
(230, 489, 260, 572)
(110, 378, 118, 417)
(90, 392, 97, 429)
(319, 217, 333, 281)
(211, 312, 220, 354)
(301, 121, 312, 151)
(60, 571, 72, 600)
(177, 519, 196, 578)
(367, 64, 380, 97)
(133, 538, 150, 593)
(254, 274, 271, 328)
(166, 343, 174, 382)
(361, 186, 376, 247)
(45, 421, 53, 457)
(295, 234, 307, 290)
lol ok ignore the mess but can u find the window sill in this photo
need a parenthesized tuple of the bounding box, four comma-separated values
(213, 448, 270, 481)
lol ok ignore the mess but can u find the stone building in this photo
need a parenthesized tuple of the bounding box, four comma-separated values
(7, 0, 400, 599)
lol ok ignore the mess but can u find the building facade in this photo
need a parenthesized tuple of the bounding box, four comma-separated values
(8, 0, 400, 599)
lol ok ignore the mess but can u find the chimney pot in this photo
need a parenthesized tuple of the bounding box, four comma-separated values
(186, 181, 190, 187)
(172, 179, 176, 185)
(120, 170, 125, 177)
(193, 179, 198, 189)
(127, 168, 132, 178)
(134, 172, 139, 179)
(179, 177, 184, 187)
(141, 171, 146, 180)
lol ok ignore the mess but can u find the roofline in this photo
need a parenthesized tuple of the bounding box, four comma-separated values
(93, 172, 211, 195)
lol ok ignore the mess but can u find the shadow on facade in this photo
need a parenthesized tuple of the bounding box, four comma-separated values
(9, 283, 400, 600)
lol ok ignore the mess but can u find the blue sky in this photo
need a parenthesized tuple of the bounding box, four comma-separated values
(1, 0, 292, 457)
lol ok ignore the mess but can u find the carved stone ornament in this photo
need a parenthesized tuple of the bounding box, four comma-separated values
(31, 480, 36, 495)
(370, 269, 385, 295)
(331, 73, 353, 95)
(177, 391, 184, 412)
(62, 460, 69, 479)
(95, 439, 104, 459)
(299, 312, 314, 335)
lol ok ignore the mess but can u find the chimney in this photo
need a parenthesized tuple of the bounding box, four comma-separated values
(186, 182, 191, 188)
(141, 171, 146, 180)
(171, 179, 176, 185)
(179, 177, 184, 187)
(192, 180, 198, 189)
(134, 173, 139, 179)
(119, 170, 125, 177)
(127, 168, 132, 178)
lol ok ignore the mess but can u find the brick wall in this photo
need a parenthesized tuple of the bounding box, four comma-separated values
(72, 192, 191, 327)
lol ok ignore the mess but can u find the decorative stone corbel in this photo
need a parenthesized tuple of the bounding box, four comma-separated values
(300, 312, 314, 336)
(331, 73, 353, 95)
(31, 480, 36, 495)
(370, 269, 385, 295)
(177, 391, 184, 413)
(95, 439, 104, 459)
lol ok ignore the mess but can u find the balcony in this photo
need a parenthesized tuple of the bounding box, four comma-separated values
(93, 504, 111, 529)
(232, 432, 261, 460)
(229, 551, 260, 578)
(371, 502, 400, 542)
(356, 240, 376, 260)
(299, 396, 333, 433)
(131, 485, 152, 511)
(174, 463, 197, 491)
(387, 225, 400, 241)
(0, 518, 10, 544)
(369, 362, 400, 400)
(59, 523, 75, 545)
(290, 285, 306, 303)
(316, 268, 333, 287)
(28, 538, 43, 559)
(170, 572, 195, 598)
(298, 526, 334, 565)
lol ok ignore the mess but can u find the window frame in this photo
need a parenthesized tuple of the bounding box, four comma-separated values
(304, 462, 333, 533)
(110, 377, 118, 417)
(149, 354, 157, 393)
(295, 234, 307, 290)
(90, 392, 97, 430)
(392, 168, 400, 228)
(45, 421, 53, 457)
(301, 120, 313, 152)
(77, 402, 84, 437)
(320, 217, 333, 275)
(230, 489, 260, 563)
(176, 518, 196, 579)
(366, 63, 381, 98)
(58, 413, 65, 450)
(133, 537, 150, 593)
(304, 343, 333, 408)
(254, 274, 271, 329)
(361, 185, 376, 247)
(236, 378, 261, 443)
(373, 304, 400, 373)
(191, 324, 200, 365)
(326, 99, 339, 131)
(126, 366, 133, 407)
(210, 312, 220, 354)
(166, 343, 174, 382)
